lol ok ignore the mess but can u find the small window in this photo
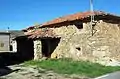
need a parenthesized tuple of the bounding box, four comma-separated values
(75, 23, 83, 29)
(76, 47, 81, 51)
(0, 43, 4, 47)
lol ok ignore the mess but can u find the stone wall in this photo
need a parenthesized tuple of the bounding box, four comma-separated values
(50, 20, 120, 65)
(50, 23, 92, 60)
(32, 20, 120, 65)
(34, 40, 42, 60)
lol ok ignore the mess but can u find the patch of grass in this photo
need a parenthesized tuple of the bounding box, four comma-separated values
(23, 58, 120, 78)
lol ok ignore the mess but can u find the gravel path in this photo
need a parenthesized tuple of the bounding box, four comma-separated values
(0, 64, 90, 79)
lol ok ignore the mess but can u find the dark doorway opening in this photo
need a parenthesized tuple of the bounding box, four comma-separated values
(41, 38, 60, 58)
(16, 37, 34, 60)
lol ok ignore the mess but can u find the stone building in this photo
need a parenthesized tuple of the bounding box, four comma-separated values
(0, 30, 34, 61)
(0, 31, 10, 51)
(10, 30, 34, 60)
(0, 30, 26, 52)
(23, 11, 120, 65)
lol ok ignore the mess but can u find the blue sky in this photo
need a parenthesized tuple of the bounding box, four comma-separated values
(0, 0, 120, 30)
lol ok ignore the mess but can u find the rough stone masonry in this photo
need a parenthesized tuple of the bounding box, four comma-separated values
(24, 11, 120, 66)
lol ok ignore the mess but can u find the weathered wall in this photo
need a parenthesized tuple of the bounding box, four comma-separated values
(50, 23, 91, 60)
(34, 40, 42, 60)
(32, 20, 120, 65)
(50, 20, 120, 65)
(0, 34, 10, 51)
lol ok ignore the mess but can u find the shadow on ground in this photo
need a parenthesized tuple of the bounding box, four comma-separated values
(0, 52, 32, 76)
(0, 66, 21, 76)
(0, 66, 13, 76)
(0, 52, 33, 67)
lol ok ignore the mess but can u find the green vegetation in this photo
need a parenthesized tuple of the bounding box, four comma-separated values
(24, 58, 120, 78)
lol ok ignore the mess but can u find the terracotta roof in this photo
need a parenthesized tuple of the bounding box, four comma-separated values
(27, 29, 59, 39)
(41, 11, 107, 27)
(23, 11, 104, 31)
(22, 26, 35, 31)
(23, 11, 120, 30)
(22, 25, 41, 31)
(24, 11, 120, 39)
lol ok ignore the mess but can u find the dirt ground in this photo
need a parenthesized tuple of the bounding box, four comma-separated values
(0, 64, 90, 79)
(0, 52, 90, 79)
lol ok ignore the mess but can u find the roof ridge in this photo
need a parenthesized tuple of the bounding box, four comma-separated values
(41, 11, 106, 26)
(23, 11, 120, 31)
